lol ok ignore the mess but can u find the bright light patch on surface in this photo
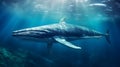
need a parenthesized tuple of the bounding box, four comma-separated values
(89, 3, 107, 7)
(75, 0, 88, 3)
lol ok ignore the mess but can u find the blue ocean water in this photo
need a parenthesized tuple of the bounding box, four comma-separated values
(0, 0, 120, 67)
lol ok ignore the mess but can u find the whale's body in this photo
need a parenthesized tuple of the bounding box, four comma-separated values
(12, 18, 110, 50)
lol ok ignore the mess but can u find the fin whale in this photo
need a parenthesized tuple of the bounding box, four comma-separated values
(12, 18, 111, 51)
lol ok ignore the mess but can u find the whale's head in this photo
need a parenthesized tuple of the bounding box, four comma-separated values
(12, 27, 51, 39)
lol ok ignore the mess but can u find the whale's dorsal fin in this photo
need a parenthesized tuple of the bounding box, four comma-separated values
(59, 17, 66, 24)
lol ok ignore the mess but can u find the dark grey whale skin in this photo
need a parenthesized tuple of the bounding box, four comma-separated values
(13, 23, 105, 40)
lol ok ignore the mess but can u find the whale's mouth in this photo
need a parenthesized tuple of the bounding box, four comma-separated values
(12, 30, 27, 37)
(12, 31, 19, 36)
(12, 30, 32, 40)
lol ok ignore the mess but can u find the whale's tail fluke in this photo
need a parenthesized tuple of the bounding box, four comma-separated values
(105, 30, 111, 44)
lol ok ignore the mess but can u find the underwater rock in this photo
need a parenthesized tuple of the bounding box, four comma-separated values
(0, 47, 56, 67)
(0, 47, 27, 67)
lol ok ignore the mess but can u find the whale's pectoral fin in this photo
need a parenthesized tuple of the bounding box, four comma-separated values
(54, 37, 82, 49)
